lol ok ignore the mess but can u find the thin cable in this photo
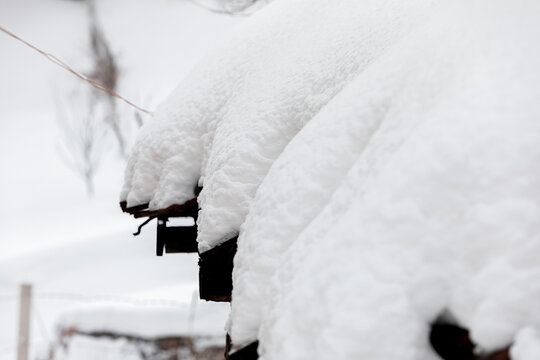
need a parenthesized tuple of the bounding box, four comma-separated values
(33, 301, 51, 344)
(36, 292, 190, 308)
(0, 25, 153, 115)
(0, 275, 16, 286)
(0, 345, 15, 356)
(0, 293, 17, 302)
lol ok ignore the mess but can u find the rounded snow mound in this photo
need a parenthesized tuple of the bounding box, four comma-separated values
(120, 0, 439, 252)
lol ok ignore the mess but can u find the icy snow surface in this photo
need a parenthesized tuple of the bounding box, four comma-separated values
(120, 0, 439, 252)
(234, 1, 540, 359)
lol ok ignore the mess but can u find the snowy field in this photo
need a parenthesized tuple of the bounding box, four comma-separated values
(0, 0, 240, 358)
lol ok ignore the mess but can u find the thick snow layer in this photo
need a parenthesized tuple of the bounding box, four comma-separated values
(229, 11, 436, 345)
(228, 0, 540, 358)
(511, 327, 540, 360)
(120, 0, 439, 252)
(57, 301, 229, 338)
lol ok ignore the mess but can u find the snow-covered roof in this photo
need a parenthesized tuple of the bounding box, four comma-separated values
(121, 0, 540, 359)
(56, 301, 228, 338)
(120, 0, 438, 252)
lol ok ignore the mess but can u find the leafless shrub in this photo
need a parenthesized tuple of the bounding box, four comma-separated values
(56, 88, 108, 196)
(56, 0, 133, 195)
(86, 0, 127, 158)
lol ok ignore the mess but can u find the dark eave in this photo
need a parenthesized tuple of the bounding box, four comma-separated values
(225, 334, 259, 360)
(430, 324, 510, 360)
(120, 198, 199, 219)
(156, 221, 198, 255)
(199, 236, 238, 302)
(120, 201, 149, 214)
(120, 197, 200, 255)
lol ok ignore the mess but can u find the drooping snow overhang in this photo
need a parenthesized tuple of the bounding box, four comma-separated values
(119, 0, 441, 307)
(117, 0, 448, 356)
(119, 0, 440, 254)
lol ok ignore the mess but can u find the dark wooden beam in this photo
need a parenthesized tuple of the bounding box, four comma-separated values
(120, 201, 149, 214)
(225, 334, 259, 360)
(483, 349, 510, 360)
(198, 237, 238, 302)
(133, 198, 199, 219)
(430, 323, 476, 360)
(120, 186, 202, 218)
(156, 218, 198, 255)
(121, 196, 200, 256)
(430, 323, 510, 360)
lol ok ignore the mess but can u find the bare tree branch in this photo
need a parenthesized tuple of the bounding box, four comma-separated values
(56, 88, 108, 196)
(86, 0, 127, 158)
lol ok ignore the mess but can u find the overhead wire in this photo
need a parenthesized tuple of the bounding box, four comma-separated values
(35, 291, 191, 308)
(33, 300, 51, 344)
(0, 25, 153, 115)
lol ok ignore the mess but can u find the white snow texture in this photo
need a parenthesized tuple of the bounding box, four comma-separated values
(120, 0, 438, 252)
(122, 0, 540, 359)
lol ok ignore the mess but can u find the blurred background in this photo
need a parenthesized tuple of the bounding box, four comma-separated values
(0, 0, 244, 358)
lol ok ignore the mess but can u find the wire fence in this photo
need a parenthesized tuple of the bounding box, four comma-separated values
(0, 287, 203, 360)
(0, 291, 191, 308)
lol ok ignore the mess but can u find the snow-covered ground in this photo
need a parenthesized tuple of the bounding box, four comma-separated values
(0, 0, 240, 359)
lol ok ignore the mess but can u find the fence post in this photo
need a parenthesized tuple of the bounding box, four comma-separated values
(17, 284, 31, 360)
